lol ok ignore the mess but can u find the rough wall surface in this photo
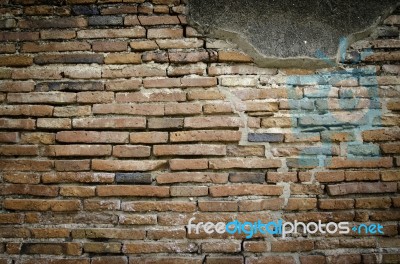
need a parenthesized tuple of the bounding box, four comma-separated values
(0, 0, 399, 263)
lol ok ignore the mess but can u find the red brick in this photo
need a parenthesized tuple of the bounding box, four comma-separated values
(119, 214, 157, 225)
(203, 102, 233, 114)
(55, 160, 90, 172)
(0, 81, 34, 92)
(198, 201, 238, 212)
(93, 103, 164, 115)
(40, 30, 76, 39)
(147, 227, 186, 240)
(123, 242, 197, 254)
(300, 255, 326, 264)
(122, 201, 195, 212)
(218, 51, 253, 62)
(77, 28, 145, 39)
(84, 200, 120, 211)
(326, 157, 393, 168)
(327, 182, 397, 196)
(345, 171, 380, 181)
(246, 256, 295, 264)
(0, 184, 58, 197)
(0, 132, 18, 143)
(92, 159, 166, 171)
(0, 55, 32, 67)
(355, 197, 392, 209)
(206, 256, 244, 264)
(0, 145, 38, 156)
(147, 27, 183, 38)
(91, 256, 127, 264)
(130, 132, 168, 143)
(56, 131, 128, 143)
(153, 144, 226, 156)
(170, 186, 208, 196)
(73, 117, 146, 129)
(129, 257, 202, 264)
(60, 186, 95, 197)
(169, 158, 208, 170)
(92, 41, 127, 52)
(0, 213, 24, 224)
(138, 15, 180, 25)
(31, 228, 70, 239)
(319, 199, 354, 209)
(42, 172, 114, 183)
(201, 241, 241, 253)
(21, 42, 90, 53)
(267, 172, 297, 183)
(239, 198, 284, 211)
(148, 118, 183, 129)
(157, 172, 228, 184)
(209, 158, 281, 169)
(381, 170, 400, 181)
(271, 240, 314, 252)
(113, 145, 151, 158)
(167, 63, 206, 76)
(285, 198, 317, 211)
(37, 118, 71, 129)
(315, 171, 345, 182)
(209, 184, 283, 197)
(105, 53, 141, 64)
(381, 143, 400, 154)
(0, 32, 39, 41)
(45, 145, 111, 157)
(0, 159, 52, 171)
(97, 186, 169, 197)
(72, 228, 145, 240)
(4, 199, 81, 212)
(20, 132, 55, 144)
(116, 91, 184, 102)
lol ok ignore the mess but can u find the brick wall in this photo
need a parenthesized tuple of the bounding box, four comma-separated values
(0, 0, 399, 263)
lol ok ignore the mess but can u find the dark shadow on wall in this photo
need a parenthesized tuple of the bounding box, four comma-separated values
(188, 0, 399, 68)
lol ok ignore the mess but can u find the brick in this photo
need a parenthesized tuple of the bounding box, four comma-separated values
(246, 256, 295, 264)
(0, 145, 38, 156)
(0, 55, 32, 67)
(142, 50, 169, 63)
(169, 158, 208, 170)
(93, 103, 163, 116)
(315, 171, 345, 183)
(4, 199, 80, 212)
(0, 81, 34, 92)
(130, 257, 202, 264)
(0, 32, 39, 41)
(170, 130, 240, 142)
(0, 213, 24, 224)
(88, 16, 122, 26)
(169, 52, 210, 63)
(218, 51, 253, 62)
(248, 133, 284, 142)
(123, 242, 197, 254)
(19, 242, 81, 256)
(73, 117, 146, 129)
(0, 184, 58, 196)
(57, 131, 128, 143)
(21, 42, 90, 53)
(8, 92, 76, 104)
(291, 184, 323, 195)
(143, 78, 181, 88)
(36, 81, 104, 92)
(147, 227, 186, 240)
(345, 171, 380, 181)
(97, 185, 169, 197)
(113, 145, 151, 158)
(157, 38, 203, 49)
(227, 145, 265, 157)
(188, 89, 225, 100)
(119, 214, 157, 225)
(300, 256, 326, 264)
(40, 30, 76, 39)
(381, 143, 400, 154)
(30, 228, 70, 238)
(199, 201, 237, 212)
(0, 119, 35, 130)
(92, 160, 166, 171)
(206, 256, 244, 264)
(21, 132, 55, 144)
(42, 172, 114, 183)
(122, 201, 195, 212)
(138, 15, 179, 25)
(83, 242, 121, 253)
(105, 79, 142, 91)
(105, 53, 141, 64)
(170, 186, 208, 196)
(326, 255, 361, 264)
(181, 77, 217, 87)
(203, 102, 233, 114)
(239, 198, 284, 211)
(165, 102, 202, 115)
(91, 256, 127, 264)
(92, 41, 127, 52)
(319, 199, 355, 209)
(154, 144, 226, 156)
(381, 170, 400, 181)
(77, 28, 145, 38)
(55, 160, 90, 171)
(285, 198, 317, 211)
(326, 157, 393, 168)
(229, 172, 265, 183)
(19, 259, 89, 264)
(77, 91, 113, 103)
(0, 132, 18, 143)
(267, 172, 297, 183)
(0, 18, 16, 29)
(271, 240, 314, 252)
(72, 228, 145, 240)
(60, 186, 95, 197)
(327, 182, 397, 196)
(209, 184, 283, 197)
(209, 158, 281, 169)
(220, 76, 257, 86)
(130, 132, 168, 143)
(37, 118, 71, 129)
(116, 91, 184, 102)
(243, 241, 269, 253)
(34, 54, 103, 64)
(130, 40, 158, 50)
(115, 173, 152, 184)
(157, 172, 228, 184)
(19, 17, 87, 28)
(101, 5, 139, 15)
(148, 27, 183, 38)
(355, 197, 392, 209)
(0, 159, 52, 171)
(84, 200, 120, 211)
(0, 105, 53, 117)
(202, 241, 241, 253)
(184, 116, 243, 128)
(167, 63, 206, 76)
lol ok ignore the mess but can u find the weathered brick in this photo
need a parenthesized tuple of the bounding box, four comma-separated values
(170, 130, 240, 142)
(227, 145, 265, 157)
(319, 199, 355, 210)
(267, 172, 297, 183)
(73, 117, 146, 129)
(248, 133, 284, 142)
(271, 240, 314, 252)
(285, 198, 317, 211)
(355, 197, 392, 209)
(218, 51, 253, 62)
(105, 53, 141, 64)
(202, 241, 241, 253)
(181, 77, 217, 87)
(0, 81, 34, 93)
(21, 42, 90, 53)
(97, 185, 169, 197)
(7, 92, 76, 104)
(345, 171, 380, 181)
(92, 159, 167, 171)
(209, 158, 281, 169)
(84, 200, 120, 211)
(0, 105, 53, 117)
(0, 132, 18, 143)
(157, 172, 228, 184)
(130, 40, 158, 50)
(0, 184, 58, 197)
(19, 17, 87, 28)
(246, 256, 295, 264)
(0, 159, 52, 171)
(122, 201, 195, 212)
(42, 172, 114, 183)
(40, 30, 76, 39)
(148, 27, 183, 39)
(157, 38, 203, 49)
(119, 214, 157, 225)
(0, 145, 38, 156)
(4, 199, 80, 212)
(326, 157, 393, 168)
(169, 51, 210, 63)
(37, 118, 71, 129)
(72, 228, 145, 240)
(45, 145, 111, 157)
(381, 170, 400, 181)
(105, 79, 142, 91)
(229, 172, 265, 183)
(199, 201, 238, 212)
(327, 182, 397, 196)
(77, 28, 145, 38)
(88, 16, 122, 26)
(60, 186, 95, 197)
(0, 32, 39, 41)
(315, 171, 345, 183)
(185, 116, 243, 128)
(116, 90, 184, 102)
(239, 198, 284, 211)
(21, 132, 55, 144)
(91, 256, 127, 264)
(34, 54, 103, 64)
(154, 144, 226, 156)
(55, 160, 90, 171)
(115, 173, 152, 184)
(130, 132, 168, 143)
(113, 145, 151, 158)
(123, 242, 197, 254)
(57, 131, 128, 143)
(209, 184, 283, 197)
(138, 15, 179, 25)
(0, 55, 32, 67)
(170, 186, 208, 196)
(167, 63, 206, 76)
